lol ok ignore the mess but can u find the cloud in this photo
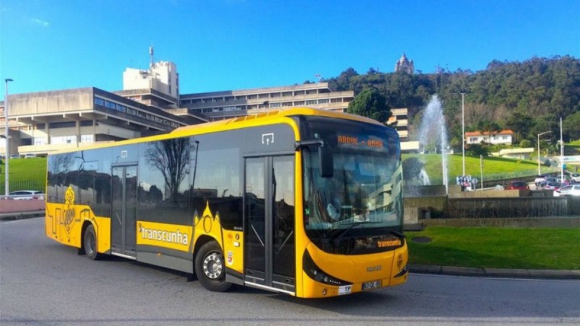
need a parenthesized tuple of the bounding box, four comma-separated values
(30, 18, 49, 27)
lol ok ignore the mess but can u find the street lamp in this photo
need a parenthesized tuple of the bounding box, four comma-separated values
(4, 78, 13, 196)
(537, 131, 551, 175)
(461, 92, 465, 176)
(560, 117, 564, 181)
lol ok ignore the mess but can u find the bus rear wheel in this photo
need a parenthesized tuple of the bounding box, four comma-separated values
(194, 241, 232, 292)
(84, 224, 101, 260)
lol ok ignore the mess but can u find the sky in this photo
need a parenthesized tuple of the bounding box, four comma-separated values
(1, 0, 579, 100)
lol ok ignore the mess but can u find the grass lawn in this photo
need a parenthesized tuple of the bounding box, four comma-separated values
(0, 157, 47, 194)
(403, 153, 549, 183)
(407, 226, 580, 270)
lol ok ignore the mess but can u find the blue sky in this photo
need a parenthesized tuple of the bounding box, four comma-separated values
(1, 0, 579, 99)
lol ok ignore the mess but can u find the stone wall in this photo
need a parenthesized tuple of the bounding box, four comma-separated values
(402, 185, 580, 229)
(0, 199, 45, 213)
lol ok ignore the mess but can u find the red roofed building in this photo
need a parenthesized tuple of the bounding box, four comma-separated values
(465, 130, 514, 145)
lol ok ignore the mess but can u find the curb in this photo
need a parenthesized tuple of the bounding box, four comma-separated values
(0, 211, 45, 221)
(409, 264, 580, 280)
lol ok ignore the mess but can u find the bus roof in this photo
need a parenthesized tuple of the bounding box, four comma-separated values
(171, 107, 383, 134)
(48, 107, 385, 155)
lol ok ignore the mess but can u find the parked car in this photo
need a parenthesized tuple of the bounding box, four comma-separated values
(537, 177, 558, 188)
(543, 181, 562, 191)
(556, 176, 571, 186)
(24, 153, 37, 158)
(505, 181, 530, 190)
(10, 154, 20, 159)
(8, 190, 45, 200)
(570, 173, 580, 183)
(534, 175, 547, 186)
(554, 184, 580, 197)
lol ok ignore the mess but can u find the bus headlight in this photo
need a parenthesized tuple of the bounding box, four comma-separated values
(303, 250, 351, 286)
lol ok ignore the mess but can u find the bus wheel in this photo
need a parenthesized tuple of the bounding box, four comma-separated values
(194, 241, 232, 292)
(84, 224, 101, 260)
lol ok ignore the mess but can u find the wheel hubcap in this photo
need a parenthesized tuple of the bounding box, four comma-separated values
(203, 252, 223, 279)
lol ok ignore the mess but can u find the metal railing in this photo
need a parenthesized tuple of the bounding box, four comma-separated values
(0, 180, 46, 196)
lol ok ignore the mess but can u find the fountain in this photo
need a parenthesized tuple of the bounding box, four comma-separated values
(417, 95, 449, 194)
(402, 95, 450, 226)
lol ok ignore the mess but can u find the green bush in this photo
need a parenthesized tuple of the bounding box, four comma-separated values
(519, 139, 532, 148)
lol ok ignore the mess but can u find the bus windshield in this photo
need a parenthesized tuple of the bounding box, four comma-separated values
(299, 117, 403, 249)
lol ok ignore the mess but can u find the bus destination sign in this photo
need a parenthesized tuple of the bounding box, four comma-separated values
(337, 135, 384, 149)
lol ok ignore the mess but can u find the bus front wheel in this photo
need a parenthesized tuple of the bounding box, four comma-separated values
(194, 241, 232, 292)
(84, 224, 101, 260)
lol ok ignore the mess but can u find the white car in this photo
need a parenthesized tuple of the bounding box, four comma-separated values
(534, 175, 547, 186)
(569, 173, 580, 183)
(8, 190, 45, 200)
(554, 185, 580, 197)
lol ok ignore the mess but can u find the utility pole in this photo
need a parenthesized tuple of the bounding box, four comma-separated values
(4, 78, 13, 196)
(560, 117, 564, 181)
(461, 92, 466, 177)
(480, 154, 484, 190)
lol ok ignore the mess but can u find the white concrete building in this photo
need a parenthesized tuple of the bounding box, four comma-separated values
(465, 130, 514, 145)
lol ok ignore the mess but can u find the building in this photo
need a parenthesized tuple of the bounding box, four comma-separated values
(465, 130, 514, 145)
(387, 108, 409, 141)
(180, 82, 354, 121)
(394, 53, 414, 74)
(496, 148, 534, 160)
(387, 107, 420, 153)
(1, 51, 355, 157)
(0, 88, 203, 157)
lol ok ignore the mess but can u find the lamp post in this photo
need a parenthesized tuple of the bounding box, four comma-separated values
(4, 78, 13, 196)
(560, 117, 564, 181)
(461, 92, 465, 176)
(537, 131, 551, 175)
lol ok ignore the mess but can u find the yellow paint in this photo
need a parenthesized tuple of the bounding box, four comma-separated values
(192, 202, 223, 249)
(45, 186, 111, 253)
(222, 230, 244, 274)
(297, 241, 408, 298)
(136, 221, 193, 252)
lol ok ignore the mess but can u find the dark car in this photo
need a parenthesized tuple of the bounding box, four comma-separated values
(505, 181, 530, 190)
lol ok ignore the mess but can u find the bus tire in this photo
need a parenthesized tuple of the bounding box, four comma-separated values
(84, 224, 101, 260)
(194, 241, 232, 292)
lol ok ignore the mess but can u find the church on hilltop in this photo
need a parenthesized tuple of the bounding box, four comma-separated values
(395, 53, 414, 74)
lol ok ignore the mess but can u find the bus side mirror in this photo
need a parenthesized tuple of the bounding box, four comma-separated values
(319, 144, 334, 178)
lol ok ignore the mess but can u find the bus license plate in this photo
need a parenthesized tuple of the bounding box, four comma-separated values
(338, 285, 352, 295)
(362, 280, 382, 291)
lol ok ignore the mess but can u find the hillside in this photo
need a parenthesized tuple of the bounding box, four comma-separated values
(325, 56, 580, 155)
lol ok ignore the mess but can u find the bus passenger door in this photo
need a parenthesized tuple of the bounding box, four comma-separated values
(111, 165, 138, 258)
(245, 155, 296, 293)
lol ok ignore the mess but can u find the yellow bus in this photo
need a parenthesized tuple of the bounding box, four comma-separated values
(45, 107, 408, 298)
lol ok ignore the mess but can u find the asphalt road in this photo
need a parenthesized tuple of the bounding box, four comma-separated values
(1, 217, 579, 326)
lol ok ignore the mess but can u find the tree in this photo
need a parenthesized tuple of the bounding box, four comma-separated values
(477, 120, 502, 144)
(519, 139, 532, 148)
(563, 111, 580, 141)
(329, 67, 359, 91)
(347, 88, 391, 123)
(505, 111, 535, 142)
(146, 138, 193, 200)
